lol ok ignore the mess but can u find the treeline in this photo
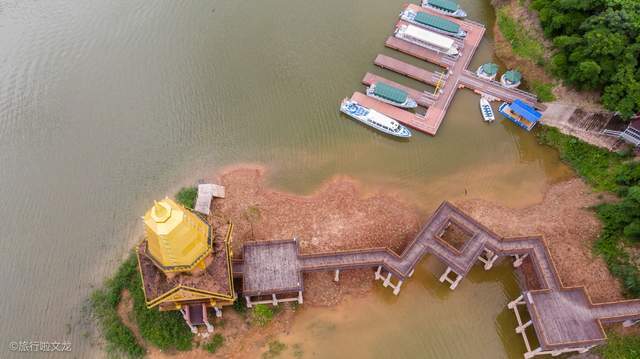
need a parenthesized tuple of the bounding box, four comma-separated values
(531, 0, 640, 118)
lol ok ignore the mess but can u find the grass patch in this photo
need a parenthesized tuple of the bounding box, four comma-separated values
(203, 333, 224, 354)
(233, 296, 247, 315)
(536, 127, 640, 298)
(598, 332, 640, 358)
(262, 340, 287, 359)
(251, 304, 275, 327)
(535, 127, 625, 191)
(127, 274, 193, 351)
(175, 186, 197, 209)
(496, 6, 545, 65)
(91, 252, 195, 357)
(90, 254, 145, 358)
(530, 81, 556, 102)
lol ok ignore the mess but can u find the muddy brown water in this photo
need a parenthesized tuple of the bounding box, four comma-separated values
(0, 0, 572, 357)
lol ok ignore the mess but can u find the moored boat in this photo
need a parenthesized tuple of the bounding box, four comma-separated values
(421, 0, 467, 18)
(500, 70, 522, 89)
(400, 9, 467, 38)
(476, 63, 498, 81)
(479, 97, 495, 122)
(394, 24, 459, 57)
(498, 99, 542, 131)
(366, 82, 417, 109)
(340, 99, 412, 138)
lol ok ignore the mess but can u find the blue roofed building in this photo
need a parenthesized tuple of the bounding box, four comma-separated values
(498, 99, 542, 131)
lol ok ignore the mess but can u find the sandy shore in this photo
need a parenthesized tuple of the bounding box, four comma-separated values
(119, 166, 623, 358)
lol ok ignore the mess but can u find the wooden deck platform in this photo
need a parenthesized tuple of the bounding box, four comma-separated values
(234, 201, 640, 354)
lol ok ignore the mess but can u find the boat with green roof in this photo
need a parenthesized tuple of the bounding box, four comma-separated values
(421, 0, 467, 18)
(366, 82, 418, 109)
(476, 63, 498, 80)
(400, 8, 467, 38)
(500, 70, 522, 89)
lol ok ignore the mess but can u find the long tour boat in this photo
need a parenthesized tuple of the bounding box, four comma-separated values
(340, 99, 412, 138)
(421, 0, 467, 18)
(394, 24, 459, 57)
(400, 9, 467, 38)
(366, 82, 418, 109)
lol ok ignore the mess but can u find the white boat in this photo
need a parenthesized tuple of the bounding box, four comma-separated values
(479, 97, 495, 122)
(366, 82, 418, 109)
(394, 24, 459, 57)
(476, 63, 498, 81)
(340, 99, 412, 138)
(500, 70, 522, 89)
(421, 0, 467, 18)
(400, 9, 467, 38)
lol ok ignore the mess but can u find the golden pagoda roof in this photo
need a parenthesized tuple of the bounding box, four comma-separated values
(142, 197, 211, 272)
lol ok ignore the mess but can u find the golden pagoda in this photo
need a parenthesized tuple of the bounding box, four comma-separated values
(142, 198, 211, 272)
(136, 197, 235, 331)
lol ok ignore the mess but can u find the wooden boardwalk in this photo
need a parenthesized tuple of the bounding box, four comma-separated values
(235, 201, 640, 355)
(358, 3, 545, 136)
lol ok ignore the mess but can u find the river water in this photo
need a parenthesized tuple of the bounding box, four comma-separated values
(0, 0, 572, 357)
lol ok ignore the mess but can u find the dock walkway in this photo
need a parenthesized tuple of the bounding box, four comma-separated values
(358, 3, 543, 136)
(236, 201, 640, 356)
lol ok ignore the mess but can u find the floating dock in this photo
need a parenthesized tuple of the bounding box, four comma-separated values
(355, 3, 545, 136)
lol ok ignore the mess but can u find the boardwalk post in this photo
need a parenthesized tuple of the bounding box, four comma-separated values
(513, 254, 529, 268)
(393, 280, 403, 295)
(245, 296, 253, 308)
(383, 272, 392, 287)
(374, 266, 382, 280)
(297, 291, 303, 304)
(334, 269, 340, 282)
(272, 294, 278, 306)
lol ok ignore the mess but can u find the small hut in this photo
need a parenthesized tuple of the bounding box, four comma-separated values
(501, 70, 522, 88)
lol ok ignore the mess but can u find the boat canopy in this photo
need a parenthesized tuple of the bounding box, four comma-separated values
(510, 99, 541, 123)
(403, 25, 455, 50)
(414, 12, 460, 34)
(373, 82, 408, 104)
(427, 0, 459, 13)
(481, 63, 498, 75)
(504, 70, 522, 83)
(368, 109, 400, 129)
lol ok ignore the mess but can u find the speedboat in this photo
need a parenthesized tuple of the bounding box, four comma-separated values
(480, 97, 495, 122)
(421, 0, 467, 18)
(366, 82, 417, 109)
(340, 99, 412, 138)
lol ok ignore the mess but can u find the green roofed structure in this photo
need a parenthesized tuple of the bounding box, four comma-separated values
(427, 0, 459, 13)
(504, 70, 521, 83)
(481, 63, 498, 76)
(414, 12, 460, 34)
(373, 82, 408, 104)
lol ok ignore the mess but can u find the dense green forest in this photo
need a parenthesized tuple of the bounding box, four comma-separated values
(531, 0, 640, 118)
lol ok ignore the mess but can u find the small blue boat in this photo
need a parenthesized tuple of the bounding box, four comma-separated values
(340, 99, 412, 138)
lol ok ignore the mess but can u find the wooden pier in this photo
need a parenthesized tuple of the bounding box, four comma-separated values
(352, 3, 546, 136)
(234, 201, 640, 357)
